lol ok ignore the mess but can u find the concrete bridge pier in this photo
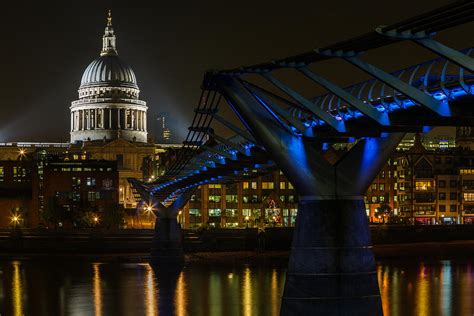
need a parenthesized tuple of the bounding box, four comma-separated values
(151, 216, 184, 263)
(214, 76, 405, 315)
(150, 191, 193, 264)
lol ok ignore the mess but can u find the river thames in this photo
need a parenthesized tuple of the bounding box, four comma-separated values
(0, 257, 473, 315)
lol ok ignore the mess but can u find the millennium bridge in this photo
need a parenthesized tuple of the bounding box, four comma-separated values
(130, 1, 474, 315)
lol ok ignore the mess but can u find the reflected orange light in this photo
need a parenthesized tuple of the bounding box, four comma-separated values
(175, 271, 187, 316)
(242, 267, 252, 316)
(93, 263, 102, 316)
(12, 261, 23, 316)
(144, 264, 157, 316)
(271, 269, 278, 316)
(415, 263, 429, 316)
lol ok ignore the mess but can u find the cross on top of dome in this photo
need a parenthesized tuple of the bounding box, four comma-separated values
(101, 10, 117, 56)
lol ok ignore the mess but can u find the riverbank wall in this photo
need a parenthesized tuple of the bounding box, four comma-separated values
(1, 225, 474, 254)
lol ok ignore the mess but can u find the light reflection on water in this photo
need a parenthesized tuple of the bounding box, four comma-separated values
(0, 259, 473, 315)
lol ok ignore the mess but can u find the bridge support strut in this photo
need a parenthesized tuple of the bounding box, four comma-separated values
(213, 75, 405, 315)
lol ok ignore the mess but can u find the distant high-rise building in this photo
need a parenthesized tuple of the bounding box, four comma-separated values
(157, 113, 172, 142)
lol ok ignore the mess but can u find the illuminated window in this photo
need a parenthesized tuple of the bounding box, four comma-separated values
(226, 195, 238, 203)
(251, 182, 257, 190)
(209, 195, 221, 203)
(280, 182, 286, 190)
(209, 209, 221, 216)
(394, 196, 398, 202)
(464, 193, 474, 202)
(243, 182, 249, 189)
(460, 169, 474, 175)
(371, 184, 377, 190)
(379, 184, 385, 191)
(189, 209, 201, 216)
(242, 209, 251, 216)
(86, 177, 96, 187)
(208, 184, 221, 189)
(288, 182, 294, 189)
(371, 196, 377, 203)
(88, 191, 96, 201)
(0, 166, 3, 182)
(415, 181, 432, 191)
(262, 182, 274, 189)
(379, 196, 385, 202)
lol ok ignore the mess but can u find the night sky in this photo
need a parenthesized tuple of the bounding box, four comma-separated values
(0, 0, 467, 142)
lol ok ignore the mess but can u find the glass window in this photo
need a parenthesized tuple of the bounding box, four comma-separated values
(280, 182, 286, 190)
(288, 182, 294, 189)
(243, 182, 249, 189)
(209, 195, 221, 203)
(450, 180, 457, 188)
(208, 184, 221, 189)
(242, 196, 249, 203)
(450, 205, 457, 212)
(450, 192, 457, 200)
(242, 209, 251, 216)
(0, 166, 4, 182)
(380, 171, 385, 179)
(209, 209, 221, 216)
(439, 193, 446, 200)
(439, 205, 446, 212)
(262, 182, 274, 189)
(226, 195, 238, 203)
(415, 181, 432, 191)
(251, 182, 257, 190)
(379, 184, 385, 191)
(439, 180, 446, 188)
(288, 195, 295, 203)
(394, 196, 398, 202)
(379, 196, 385, 202)
(86, 177, 96, 187)
(88, 191, 96, 201)
(464, 193, 474, 202)
(371, 184, 377, 190)
(371, 196, 377, 203)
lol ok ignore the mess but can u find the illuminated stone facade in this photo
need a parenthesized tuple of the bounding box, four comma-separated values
(70, 12, 148, 143)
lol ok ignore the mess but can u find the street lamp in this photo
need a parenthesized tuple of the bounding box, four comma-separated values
(11, 215, 20, 228)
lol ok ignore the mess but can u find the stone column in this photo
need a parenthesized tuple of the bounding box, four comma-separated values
(70, 112, 73, 132)
(118, 108, 121, 129)
(81, 110, 84, 130)
(144, 112, 147, 132)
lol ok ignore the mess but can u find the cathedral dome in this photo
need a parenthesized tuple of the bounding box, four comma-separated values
(80, 55, 138, 89)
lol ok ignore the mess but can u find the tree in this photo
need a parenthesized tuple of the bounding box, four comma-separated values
(102, 204, 126, 229)
(378, 202, 393, 224)
(42, 197, 66, 228)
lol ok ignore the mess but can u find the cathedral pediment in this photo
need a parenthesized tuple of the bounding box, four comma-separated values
(102, 138, 138, 148)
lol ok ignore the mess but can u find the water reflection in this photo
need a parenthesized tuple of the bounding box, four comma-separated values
(0, 259, 473, 315)
(12, 261, 23, 316)
(92, 263, 102, 316)
(378, 260, 474, 316)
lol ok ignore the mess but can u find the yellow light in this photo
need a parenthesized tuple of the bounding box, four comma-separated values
(245, 215, 250, 221)
(11, 215, 20, 223)
(119, 188, 123, 192)
(94, 216, 99, 223)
